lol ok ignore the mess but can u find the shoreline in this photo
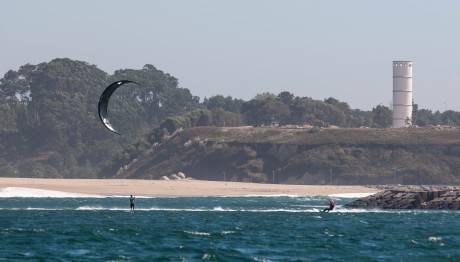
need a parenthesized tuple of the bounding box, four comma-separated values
(0, 177, 378, 197)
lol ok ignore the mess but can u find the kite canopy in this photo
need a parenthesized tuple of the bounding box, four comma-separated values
(98, 80, 140, 135)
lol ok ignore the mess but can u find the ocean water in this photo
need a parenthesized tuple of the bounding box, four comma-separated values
(1, 188, 460, 261)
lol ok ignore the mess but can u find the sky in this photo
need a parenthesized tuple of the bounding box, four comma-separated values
(1, 0, 460, 111)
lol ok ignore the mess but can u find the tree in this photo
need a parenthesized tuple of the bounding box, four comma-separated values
(111, 64, 200, 129)
(277, 91, 295, 106)
(372, 104, 392, 128)
(203, 95, 244, 113)
(253, 92, 276, 101)
(211, 108, 243, 127)
(0, 58, 203, 178)
(241, 99, 265, 126)
(348, 109, 373, 127)
(260, 99, 290, 125)
(290, 97, 316, 125)
(441, 110, 460, 126)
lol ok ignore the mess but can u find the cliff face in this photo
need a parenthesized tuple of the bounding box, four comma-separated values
(117, 127, 460, 185)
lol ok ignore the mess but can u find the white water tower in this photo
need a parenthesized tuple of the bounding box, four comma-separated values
(392, 61, 413, 127)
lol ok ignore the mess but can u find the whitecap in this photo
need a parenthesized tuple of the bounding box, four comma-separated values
(0, 187, 103, 198)
(428, 236, 442, 242)
(76, 206, 107, 210)
(66, 249, 90, 256)
(329, 193, 376, 198)
(184, 230, 210, 236)
(100, 194, 156, 199)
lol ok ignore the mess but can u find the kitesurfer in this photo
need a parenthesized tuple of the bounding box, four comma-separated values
(130, 194, 135, 210)
(323, 198, 335, 212)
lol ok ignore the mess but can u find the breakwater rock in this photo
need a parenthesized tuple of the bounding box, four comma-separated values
(344, 185, 460, 210)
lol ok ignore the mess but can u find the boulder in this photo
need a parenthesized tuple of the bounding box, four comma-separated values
(344, 186, 460, 210)
(177, 172, 186, 179)
(169, 174, 180, 180)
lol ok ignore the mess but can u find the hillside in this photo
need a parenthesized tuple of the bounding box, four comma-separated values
(116, 126, 460, 185)
(3, 59, 460, 180)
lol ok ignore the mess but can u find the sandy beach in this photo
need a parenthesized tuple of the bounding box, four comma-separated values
(0, 177, 378, 197)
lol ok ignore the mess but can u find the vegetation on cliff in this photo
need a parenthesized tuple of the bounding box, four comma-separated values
(118, 127, 460, 185)
(1, 58, 460, 183)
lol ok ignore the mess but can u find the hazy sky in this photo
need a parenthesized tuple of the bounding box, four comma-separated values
(2, 1, 460, 111)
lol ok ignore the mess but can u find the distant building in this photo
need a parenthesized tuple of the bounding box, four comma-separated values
(393, 61, 413, 127)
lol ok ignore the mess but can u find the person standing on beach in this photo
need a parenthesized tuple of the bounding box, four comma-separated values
(323, 198, 335, 212)
(130, 195, 135, 210)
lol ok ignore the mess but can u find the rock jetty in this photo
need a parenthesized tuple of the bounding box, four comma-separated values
(344, 185, 460, 210)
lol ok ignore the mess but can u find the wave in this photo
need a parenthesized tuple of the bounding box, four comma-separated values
(0, 205, 420, 213)
(184, 230, 211, 236)
(0, 187, 104, 198)
(0, 187, 373, 199)
(328, 193, 376, 198)
(0, 187, 328, 198)
(0, 187, 160, 199)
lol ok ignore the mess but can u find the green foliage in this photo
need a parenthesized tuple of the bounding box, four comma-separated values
(242, 94, 353, 127)
(1, 58, 460, 180)
(253, 92, 276, 101)
(309, 126, 321, 133)
(0, 160, 17, 177)
(156, 108, 242, 135)
(17, 160, 60, 178)
(241, 99, 265, 126)
(148, 128, 170, 144)
(372, 104, 392, 128)
(0, 59, 200, 178)
(203, 95, 244, 113)
(211, 108, 243, 127)
(0, 100, 17, 133)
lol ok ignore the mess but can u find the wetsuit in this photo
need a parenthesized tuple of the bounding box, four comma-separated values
(323, 199, 335, 212)
(130, 196, 135, 210)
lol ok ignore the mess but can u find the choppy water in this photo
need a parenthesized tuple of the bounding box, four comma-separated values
(1, 188, 459, 261)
